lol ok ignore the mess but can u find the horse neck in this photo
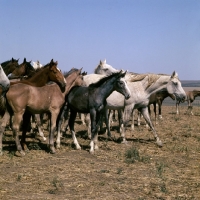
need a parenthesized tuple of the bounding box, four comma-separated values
(1, 62, 16, 75)
(63, 74, 81, 96)
(91, 77, 116, 101)
(193, 90, 200, 98)
(11, 67, 50, 87)
(145, 75, 170, 96)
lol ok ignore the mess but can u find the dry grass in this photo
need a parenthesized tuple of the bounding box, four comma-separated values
(0, 105, 200, 200)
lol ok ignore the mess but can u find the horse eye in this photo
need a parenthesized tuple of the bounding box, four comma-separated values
(173, 82, 178, 85)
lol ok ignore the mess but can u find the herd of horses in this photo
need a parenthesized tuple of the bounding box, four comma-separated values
(0, 58, 198, 157)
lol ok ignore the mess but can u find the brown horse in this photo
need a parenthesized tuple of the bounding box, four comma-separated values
(176, 89, 200, 115)
(8, 58, 36, 79)
(5, 68, 84, 156)
(1, 58, 19, 76)
(0, 59, 67, 156)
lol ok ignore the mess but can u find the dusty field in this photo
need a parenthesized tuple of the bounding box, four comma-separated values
(0, 105, 200, 200)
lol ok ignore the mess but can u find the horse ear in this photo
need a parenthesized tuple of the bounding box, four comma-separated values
(121, 70, 127, 77)
(23, 58, 26, 63)
(100, 60, 103, 65)
(171, 71, 178, 78)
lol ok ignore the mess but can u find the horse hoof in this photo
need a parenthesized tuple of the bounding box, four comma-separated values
(76, 146, 81, 150)
(42, 137, 47, 141)
(156, 140, 163, 147)
(56, 144, 60, 149)
(89, 150, 94, 154)
(94, 146, 99, 150)
(121, 139, 128, 144)
(15, 150, 25, 157)
(50, 147, 56, 154)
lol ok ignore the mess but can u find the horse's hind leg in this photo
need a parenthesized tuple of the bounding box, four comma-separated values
(56, 103, 68, 149)
(140, 107, 162, 147)
(35, 114, 46, 141)
(0, 110, 11, 155)
(68, 110, 81, 150)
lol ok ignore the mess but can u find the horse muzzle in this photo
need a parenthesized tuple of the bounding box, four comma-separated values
(125, 94, 131, 100)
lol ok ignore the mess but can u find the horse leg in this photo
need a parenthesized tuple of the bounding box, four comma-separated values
(158, 101, 162, 119)
(0, 110, 11, 155)
(49, 112, 59, 154)
(176, 101, 180, 114)
(139, 107, 163, 147)
(187, 100, 193, 115)
(131, 109, 135, 131)
(56, 104, 67, 149)
(68, 110, 81, 150)
(35, 114, 46, 141)
(104, 109, 112, 137)
(153, 102, 158, 125)
(12, 112, 25, 156)
(89, 109, 99, 154)
(85, 113, 91, 139)
(121, 105, 133, 143)
(80, 113, 86, 125)
(21, 111, 32, 151)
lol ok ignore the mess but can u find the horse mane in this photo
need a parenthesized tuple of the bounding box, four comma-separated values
(128, 73, 162, 89)
(89, 72, 121, 88)
(63, 68, 80, 77)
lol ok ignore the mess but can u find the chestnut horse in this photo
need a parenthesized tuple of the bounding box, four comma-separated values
(1, 58, 19, 76)
(0, 59, 66, 156)
(8, 58, 35, 79)
(5, 68, 84, 156)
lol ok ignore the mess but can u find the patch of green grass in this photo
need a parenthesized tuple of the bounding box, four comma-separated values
(124, 146, 150, 164)
(156, 162, 166, 177)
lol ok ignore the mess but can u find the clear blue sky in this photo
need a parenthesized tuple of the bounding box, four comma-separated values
(0, 0, 200, 80)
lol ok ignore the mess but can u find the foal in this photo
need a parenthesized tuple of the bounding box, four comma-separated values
(15, 68, 84, 156)
(0, 59, 67, 156)
(63, 71, 131, 154)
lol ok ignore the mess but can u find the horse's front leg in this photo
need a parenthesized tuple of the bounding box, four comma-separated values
(140, 107, 163, 147)
(121, 105, 133, 143)
(0, 110, 11, 155)
(12, 112, 25, 156)
(49, 112, 59, 154)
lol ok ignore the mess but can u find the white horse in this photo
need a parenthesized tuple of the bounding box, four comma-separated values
(32, 60, 42, 70)
(84, 71, 186, 147)
(0, 65, 10, 92)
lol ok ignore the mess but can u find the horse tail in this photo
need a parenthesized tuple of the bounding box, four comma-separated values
(56, 102, 68, 128)
(0, 95, 7, 117)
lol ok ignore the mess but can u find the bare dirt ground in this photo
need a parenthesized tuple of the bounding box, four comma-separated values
(0, 105, 200, 200)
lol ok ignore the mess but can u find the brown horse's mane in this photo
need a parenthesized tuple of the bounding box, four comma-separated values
(63, 68, 80, 78)
(89, 72, 122, 88)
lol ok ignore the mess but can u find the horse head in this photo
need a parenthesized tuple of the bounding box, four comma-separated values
(48, 59, 66, 92)
(114, 70, 131, 100)
(94, 59, 119, 75)
(167, 71, 186, 102)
